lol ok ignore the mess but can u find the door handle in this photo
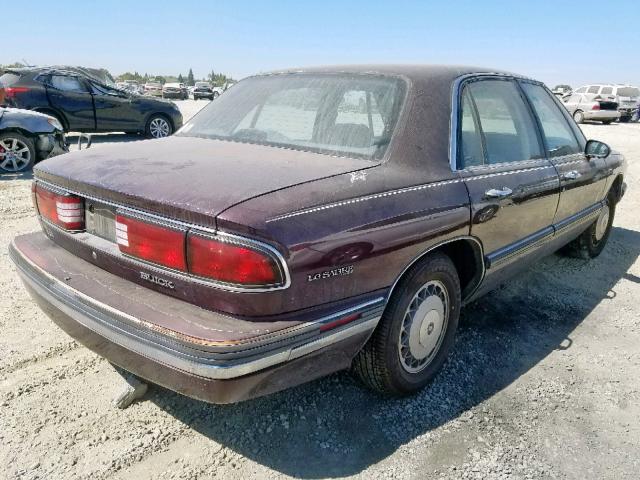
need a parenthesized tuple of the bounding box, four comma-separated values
(562, 170, 581, 181)
(484, 187, 513, 199)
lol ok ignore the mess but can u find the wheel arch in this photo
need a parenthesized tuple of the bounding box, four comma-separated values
(610, 174, 625, 203)
(387, 237, 485, 303)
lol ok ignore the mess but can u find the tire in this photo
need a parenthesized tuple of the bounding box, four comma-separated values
(602, 120, 613, 125)
(562, 193, 615, 259)
(573, 110, 585, 124)
(212, 91, 220, 100)
(0, 132, 36, 173)
(352, 252, 461, 396)
(146, 115, 172, 139)
(619, 116, 630, 123)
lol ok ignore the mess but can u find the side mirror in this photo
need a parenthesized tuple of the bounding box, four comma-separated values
(585, 139, 611, 159)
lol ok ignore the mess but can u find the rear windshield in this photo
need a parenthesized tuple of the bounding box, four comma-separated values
(616, 87, 639, 97)
(0, 72, 21, 87)
(178, 73, 406, 160)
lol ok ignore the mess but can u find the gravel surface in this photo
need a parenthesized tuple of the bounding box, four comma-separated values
(1, 102, 639, 479)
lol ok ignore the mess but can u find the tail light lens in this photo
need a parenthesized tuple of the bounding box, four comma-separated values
(34, 184, 84, 230)
(592, 103, 601, 110)
(187, 233, 281, 286)
(4, 87, 29, 98)
(115, 214, 187, 271)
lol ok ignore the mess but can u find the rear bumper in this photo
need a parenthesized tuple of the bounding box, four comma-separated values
(9, 232, 383, 403)
(584, 110, 620, 120)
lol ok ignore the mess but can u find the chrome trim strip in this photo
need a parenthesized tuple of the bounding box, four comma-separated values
(553, 202, 603, 233)
(35, 179, 292, 293)
(11, 241, 380, 379)
(486, 227, 554, 268)
(484, 201, 605, 268)
(267, 164, 555, 223)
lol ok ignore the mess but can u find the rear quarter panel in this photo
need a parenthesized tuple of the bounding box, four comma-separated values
(218, 164, 471, 310)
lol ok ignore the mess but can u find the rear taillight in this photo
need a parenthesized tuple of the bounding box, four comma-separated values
(187, 233, 281, 286)
(4, 87, 29, 98)
(115, 214, 187, 271)
(34, 184, 84, 230)
(592, 104, 601, 110)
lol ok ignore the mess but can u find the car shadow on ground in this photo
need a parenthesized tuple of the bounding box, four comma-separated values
(148, 226, 640, 478)
(65, 132, 144, 149)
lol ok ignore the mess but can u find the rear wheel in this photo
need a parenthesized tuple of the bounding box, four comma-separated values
(562, 193, 615, 259)
(352, 253, 461, 396)
(573, 110, 585, 124)
(0, 132, 36, 173)
(602, 120, 613, 125)
(212, 91, 220, 100)
(146, 115, 172, 139)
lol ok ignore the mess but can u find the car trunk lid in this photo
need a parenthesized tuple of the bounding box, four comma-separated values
(34, 135, 375, 228)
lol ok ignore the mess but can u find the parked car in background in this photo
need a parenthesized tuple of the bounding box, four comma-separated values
(0, 107, 67, 173)
(9, 65, 626, 404)
(573, 84, 640, 122)
(193, 81, 214, 100)
(0, 67, 182, 138)
(120, 80, 143, 95)
(144, 81, 163, 97)
(552, 85, 571, 98)
(162, 82, 188, 100)
(212, 86, 223, 99)
(561, 93, 620, 124)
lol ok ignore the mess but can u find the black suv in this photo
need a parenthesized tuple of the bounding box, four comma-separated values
(0, 67, 183, 138)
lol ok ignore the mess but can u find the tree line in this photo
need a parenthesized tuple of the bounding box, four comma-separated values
(116, 68, 235, 87)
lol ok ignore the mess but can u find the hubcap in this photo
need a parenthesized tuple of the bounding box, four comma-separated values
(595, 203, 610, 241)
(398, 280, 449, 373)
(149, 118, 170, 138)
(0, 138, 31, 172)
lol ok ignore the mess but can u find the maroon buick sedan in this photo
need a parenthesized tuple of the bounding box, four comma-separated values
(10, 66, 625, 404)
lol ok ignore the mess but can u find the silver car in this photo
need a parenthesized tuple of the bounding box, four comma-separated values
(573, 84, 639, 122)
(561, 93, 620, 124)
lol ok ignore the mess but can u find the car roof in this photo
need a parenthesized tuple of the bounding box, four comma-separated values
(261, 64, 528, 83)
(8, 65, 115, 84)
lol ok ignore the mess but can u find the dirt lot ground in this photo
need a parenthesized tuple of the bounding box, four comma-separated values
(1, 101, 639, 479)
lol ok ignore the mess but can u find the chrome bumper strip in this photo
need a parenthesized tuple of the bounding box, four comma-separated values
(10, 240, 381, 380)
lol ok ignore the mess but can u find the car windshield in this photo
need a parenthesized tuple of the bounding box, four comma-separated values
(177, 73, 406, 160)
(617, 87, 639, 97)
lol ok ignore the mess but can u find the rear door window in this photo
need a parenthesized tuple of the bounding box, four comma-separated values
(50, 75, 87, 93)
(587, 86, 600, 94)
(464, 79, 543, 165)
(601, 86, 613, 95)
(520, 83, 581, 157)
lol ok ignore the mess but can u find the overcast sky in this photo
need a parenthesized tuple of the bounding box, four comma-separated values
(2, 0, 639, 88)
